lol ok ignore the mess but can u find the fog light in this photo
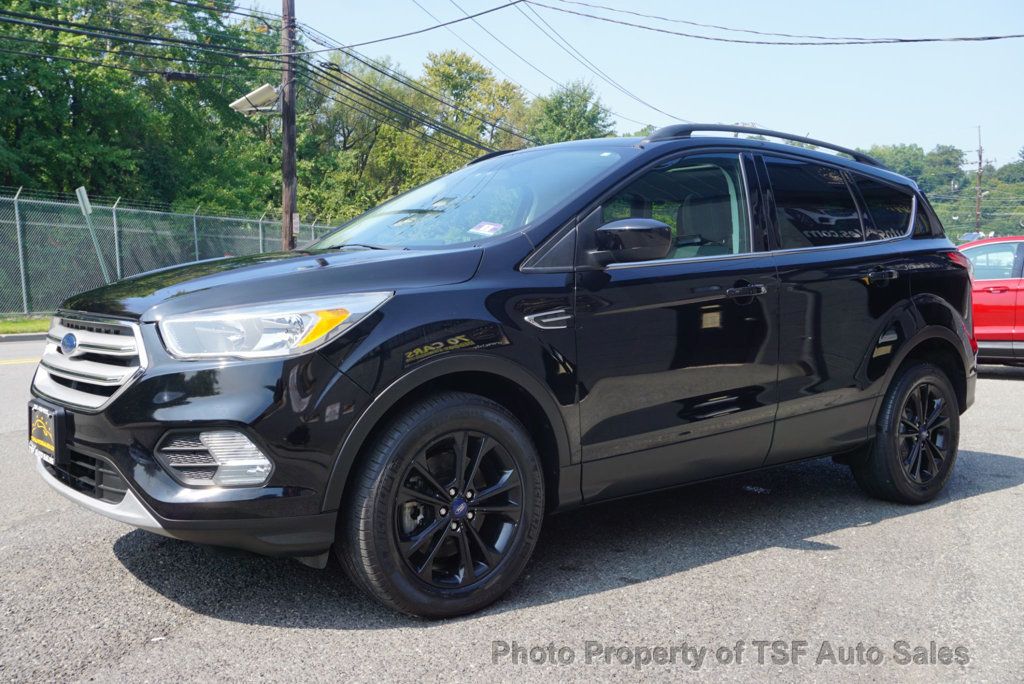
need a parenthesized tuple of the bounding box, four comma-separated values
(155, 430, 273, 487)
(199, 430, 273, 486)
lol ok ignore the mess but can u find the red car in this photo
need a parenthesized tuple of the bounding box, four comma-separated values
(959, 236, 1024, 364)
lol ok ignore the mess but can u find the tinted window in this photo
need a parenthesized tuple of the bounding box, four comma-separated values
(601, 154, 750, 260)
(765, 157, 862, 248)
(962, 243, 1019, 280)
(853, 176, 914, 241)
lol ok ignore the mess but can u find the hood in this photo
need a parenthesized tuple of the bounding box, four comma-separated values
(61, 247, 483, 320)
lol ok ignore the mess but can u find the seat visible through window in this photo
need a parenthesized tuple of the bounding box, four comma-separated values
(600, 154, 751, 261)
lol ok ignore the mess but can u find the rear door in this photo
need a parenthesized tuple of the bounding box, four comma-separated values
(575, 151, 781, 501)
(758, 154, 915, 464)
(959, 241, 1023, 360)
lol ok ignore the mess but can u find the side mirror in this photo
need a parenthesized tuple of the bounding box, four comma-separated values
(590, 218, 672, 265)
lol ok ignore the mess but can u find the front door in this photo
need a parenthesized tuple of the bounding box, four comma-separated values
(576, 152, 780, 502)
(960, 240, 1023, 360)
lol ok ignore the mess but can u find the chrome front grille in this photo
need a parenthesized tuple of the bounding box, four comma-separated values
(33, 314, 148, 410)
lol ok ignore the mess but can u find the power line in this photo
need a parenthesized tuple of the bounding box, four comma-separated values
(546, 0, 899, 41)
(515, 3, 676, 123)
(0, 10, 289, 66)
(0, 44, 172, 74)
(2, 5, 502, 155)
(444, 0, 653, 129)
(526, 1, 1024, 46)
(268, 6, 536, 144)
(301, 58, 495, 153)
(407, 0, 539, 98)
(443, 0, 562, 89)
(0, 31, 277, 74)
(299, 62, 478, 160)
(243, 1, 526, 56)
(294, 23, 537, 145)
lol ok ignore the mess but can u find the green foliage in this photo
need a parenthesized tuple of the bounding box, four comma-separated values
(0, 316, 50, 334)
(527, 81, 614, 145)
(0, 0, 281, 212)
(860, 143, 1024, 239)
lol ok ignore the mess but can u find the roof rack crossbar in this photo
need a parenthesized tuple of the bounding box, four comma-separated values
(645, 124, 882, 167)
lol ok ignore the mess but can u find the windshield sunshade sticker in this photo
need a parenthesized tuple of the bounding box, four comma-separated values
(468, 221, 503, 236)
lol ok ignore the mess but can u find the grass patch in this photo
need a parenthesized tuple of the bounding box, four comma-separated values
(0, 315, 51, 334)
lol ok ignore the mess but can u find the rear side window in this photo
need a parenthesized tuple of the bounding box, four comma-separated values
(764, 156, 862, 248)
(962, 243, 1020, 280)
(853, 176, 914, 241)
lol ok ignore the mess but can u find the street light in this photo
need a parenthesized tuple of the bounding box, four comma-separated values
(229, 84, 279, 115)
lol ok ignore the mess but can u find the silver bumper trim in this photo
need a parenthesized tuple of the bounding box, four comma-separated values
(34, 454, 167, 535)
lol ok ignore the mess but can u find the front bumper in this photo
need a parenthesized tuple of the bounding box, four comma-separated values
(30, 324, 371, 556)
(37, 455, 338, 555)
(35, 454, 163, 532)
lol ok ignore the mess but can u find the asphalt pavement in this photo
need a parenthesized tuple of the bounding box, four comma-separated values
(2, 337, 1024, 681)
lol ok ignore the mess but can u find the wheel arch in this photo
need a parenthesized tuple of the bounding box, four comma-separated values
(876, 326, 970, 423)
(321, 354, 576, 515)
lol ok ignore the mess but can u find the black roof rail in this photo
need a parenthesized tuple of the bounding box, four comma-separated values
(465, 149, 515, 166)
(645, 124, 883, 168)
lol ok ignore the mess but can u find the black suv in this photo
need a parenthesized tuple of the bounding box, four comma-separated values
(30, 125, 976, 617)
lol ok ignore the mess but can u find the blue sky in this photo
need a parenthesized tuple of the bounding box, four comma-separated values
(251, 0, 1024, 165)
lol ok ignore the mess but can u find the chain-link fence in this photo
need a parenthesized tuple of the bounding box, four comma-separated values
(0, 188, 337, 314)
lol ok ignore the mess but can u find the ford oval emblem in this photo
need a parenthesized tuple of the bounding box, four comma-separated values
(60, 332, 78, 355)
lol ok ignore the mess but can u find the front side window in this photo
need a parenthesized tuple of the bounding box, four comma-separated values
(853, 176, 914, 241)
(962, 243, 1020, 280)
(600, 154, 751, 260)
(314, 146, 630, 250)
(765, 156, 862, 248)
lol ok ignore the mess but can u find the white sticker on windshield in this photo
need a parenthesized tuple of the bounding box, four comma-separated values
(468, 221, 503, 236)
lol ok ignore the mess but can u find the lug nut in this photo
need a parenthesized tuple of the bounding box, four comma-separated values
(448, 488, 458, 497)
(439, 507, 448, 517)
(466, 490, 474, 500)
(467, 511, 475, 520)
(450, 521, 459, 531)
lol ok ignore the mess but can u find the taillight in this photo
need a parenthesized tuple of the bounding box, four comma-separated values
(947, 250, 973, 279)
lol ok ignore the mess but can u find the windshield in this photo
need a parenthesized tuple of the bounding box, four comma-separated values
(314, 146, 628, 250)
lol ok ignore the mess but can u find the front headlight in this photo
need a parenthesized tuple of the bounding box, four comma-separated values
(158, 292, 392, 360)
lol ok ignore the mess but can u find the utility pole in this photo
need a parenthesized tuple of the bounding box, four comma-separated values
(280, 0, 297, 250)
(975, 126, 983, 232)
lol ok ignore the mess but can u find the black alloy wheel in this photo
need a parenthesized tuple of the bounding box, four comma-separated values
(336, 391, 544, 618)
(395, 430, 523, 588)
(851, 362, 960, 504)
(896, 382, 952, 486)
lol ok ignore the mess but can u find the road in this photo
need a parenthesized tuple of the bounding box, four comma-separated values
(2, 337, 1023, 681)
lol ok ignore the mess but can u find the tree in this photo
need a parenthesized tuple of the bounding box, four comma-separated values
(920, 145, 966, 194)
(527, 81, 614, 145)
(0, 0, 281, 210)
(863, 144, 926, 183)
(624, 124, 656, 138)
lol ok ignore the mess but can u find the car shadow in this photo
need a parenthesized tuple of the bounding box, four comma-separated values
(113, 449, 1024, 629)
(978, 364, 1024, 380)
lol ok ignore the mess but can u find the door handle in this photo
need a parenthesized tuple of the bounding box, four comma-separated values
(983, 286, 1008, 294)
(725, 284, 767, 299)
(866, 269, 899, 283)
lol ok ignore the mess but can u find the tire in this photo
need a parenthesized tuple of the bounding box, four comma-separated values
(852, 362, 959, 504)
(335, 391, 545, 618)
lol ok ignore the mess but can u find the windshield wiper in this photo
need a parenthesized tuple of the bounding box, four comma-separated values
(327, 243, 389, 251)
